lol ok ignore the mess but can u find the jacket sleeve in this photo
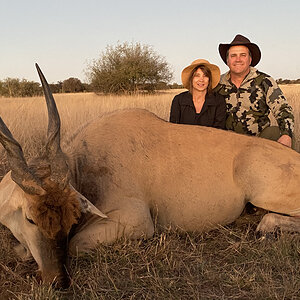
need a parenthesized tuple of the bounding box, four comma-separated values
(169, 95, 181, 123)
(264, 77, 294, 137)
(212, 94, 227, 129)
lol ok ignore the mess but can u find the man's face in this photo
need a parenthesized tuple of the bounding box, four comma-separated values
(226, 45, 252, 76)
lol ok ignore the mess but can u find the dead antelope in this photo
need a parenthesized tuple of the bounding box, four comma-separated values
(0, 64, 300, 288)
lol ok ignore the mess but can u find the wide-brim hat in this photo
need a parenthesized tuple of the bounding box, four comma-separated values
(218, 34, 261, 67)
(181, 59, 220, 89)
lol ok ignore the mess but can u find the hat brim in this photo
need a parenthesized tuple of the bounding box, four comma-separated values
(181, 61, 220, 90)
(219, 43, 261, 67)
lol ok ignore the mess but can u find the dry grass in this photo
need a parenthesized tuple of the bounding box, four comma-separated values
(0, 90, 180, 179)
(1, 86, 300, 299)
(1, 221, 300, 299)
(280, 85, 300, 151)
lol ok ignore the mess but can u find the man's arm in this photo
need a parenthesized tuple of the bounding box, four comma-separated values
(265, 76, 294, 143)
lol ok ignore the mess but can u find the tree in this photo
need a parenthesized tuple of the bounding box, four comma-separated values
(50, 81, 63, 94)
(62, 78, 85, 93)
(19, 79, 42, 97)
(0, 78, 21, 97)
(169, 82, 183, 89)
(0, 78, 41, 97)
(86, 42, 173, 94)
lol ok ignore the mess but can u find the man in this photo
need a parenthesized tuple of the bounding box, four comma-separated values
(216, 34, 294, 148)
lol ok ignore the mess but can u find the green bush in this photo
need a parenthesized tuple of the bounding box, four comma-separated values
(0, 78, 42, 97)
(62, 77, 85, 93)
(86, 41, 173, 94)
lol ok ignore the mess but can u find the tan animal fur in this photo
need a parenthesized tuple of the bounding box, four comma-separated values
(66, 109, 300, 255)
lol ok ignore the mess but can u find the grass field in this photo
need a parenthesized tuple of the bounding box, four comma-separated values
(0, 87, 300, 299)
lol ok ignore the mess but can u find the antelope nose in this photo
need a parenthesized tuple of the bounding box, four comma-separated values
(42, 270, 71, 289)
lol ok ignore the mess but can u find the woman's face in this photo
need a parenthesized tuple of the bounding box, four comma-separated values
(192, 68, 209, 93)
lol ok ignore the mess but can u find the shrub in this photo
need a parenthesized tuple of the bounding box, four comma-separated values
(62, 78, 85, 93)
(86, 41, 173, 94)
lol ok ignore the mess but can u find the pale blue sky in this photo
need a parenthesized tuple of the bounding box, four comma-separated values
(1, 0, 299, 84)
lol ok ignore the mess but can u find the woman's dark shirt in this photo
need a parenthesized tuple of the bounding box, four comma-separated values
(169, 91, 226, 129)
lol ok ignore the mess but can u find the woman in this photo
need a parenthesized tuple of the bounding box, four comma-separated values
(169, 59, 226, 129)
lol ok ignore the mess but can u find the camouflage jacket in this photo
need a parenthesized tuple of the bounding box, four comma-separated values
(215, 67, 294, 138)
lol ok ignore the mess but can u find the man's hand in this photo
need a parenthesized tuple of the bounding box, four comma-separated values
(277, 134, 292, 148)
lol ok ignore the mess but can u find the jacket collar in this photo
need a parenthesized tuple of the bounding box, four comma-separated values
(181, 91, 217, 107)
(220, 66, 258, 87)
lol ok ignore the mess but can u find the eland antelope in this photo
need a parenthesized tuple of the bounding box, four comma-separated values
(1, 64, 300, 288)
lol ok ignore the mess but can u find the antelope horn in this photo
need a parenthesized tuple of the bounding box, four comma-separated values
(35, 64, 70, 185)
(36, 63, 61, 157)
(0, 117, 45, 195)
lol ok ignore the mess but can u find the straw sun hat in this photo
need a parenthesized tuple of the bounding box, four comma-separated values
(181, 59, 220, 90)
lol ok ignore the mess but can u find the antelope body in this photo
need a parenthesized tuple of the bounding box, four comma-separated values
(0, 65, 300, 288)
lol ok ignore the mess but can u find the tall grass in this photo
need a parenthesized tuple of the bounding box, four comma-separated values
(1, 86, 300, 299)
(1, 86, 299, 152)
(280, 85, 300, 150)
(0, 90, 179, 179)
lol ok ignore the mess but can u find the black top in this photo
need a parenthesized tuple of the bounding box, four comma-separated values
(169, 91, 226, 129)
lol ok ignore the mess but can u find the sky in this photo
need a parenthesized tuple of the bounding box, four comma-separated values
(1, 0, 300, 84)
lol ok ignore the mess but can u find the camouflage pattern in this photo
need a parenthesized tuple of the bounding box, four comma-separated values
(215, 67, 294, 138)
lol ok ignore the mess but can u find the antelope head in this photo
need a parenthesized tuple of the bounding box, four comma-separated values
(0, 64, 106, 288)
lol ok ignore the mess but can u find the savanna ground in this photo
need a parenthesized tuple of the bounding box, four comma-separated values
(0, 86, 300, 299)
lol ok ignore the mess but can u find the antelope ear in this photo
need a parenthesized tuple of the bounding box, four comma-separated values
(69, 185, 107, 218)
(77, 193, 107, 218)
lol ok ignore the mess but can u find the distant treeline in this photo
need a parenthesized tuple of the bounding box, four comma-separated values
(0, 77, 88, 97)
(1, 75, 298, 98)
(276, 78, 300, 85)
(0, 77, 183, 98)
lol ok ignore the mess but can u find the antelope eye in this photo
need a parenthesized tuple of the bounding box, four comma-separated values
(26, 216, 36, 225)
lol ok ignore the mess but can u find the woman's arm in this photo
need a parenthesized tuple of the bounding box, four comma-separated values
(169, 95, 181, 123)
(213, 95, 227, 129)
